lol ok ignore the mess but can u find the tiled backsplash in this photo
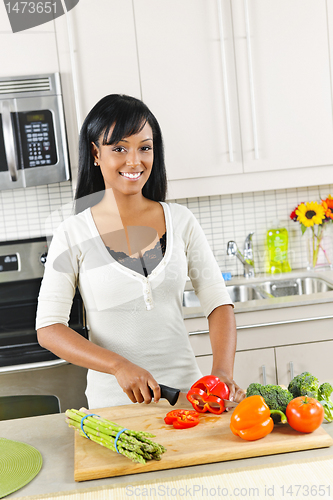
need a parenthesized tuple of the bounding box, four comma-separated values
(169, 183, 333, 277)
(0, 182, 73, 241)
(1, 181, 332, 277)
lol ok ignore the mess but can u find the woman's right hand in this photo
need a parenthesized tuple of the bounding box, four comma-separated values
(114, 359, 161, 404)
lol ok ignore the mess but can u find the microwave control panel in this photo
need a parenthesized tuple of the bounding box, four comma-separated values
(19, 110, 58, 168)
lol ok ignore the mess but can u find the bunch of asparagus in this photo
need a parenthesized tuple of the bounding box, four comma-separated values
(65, 408, 166, 464)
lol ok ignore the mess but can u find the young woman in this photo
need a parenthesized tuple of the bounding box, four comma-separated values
(36, 94, 245, 408)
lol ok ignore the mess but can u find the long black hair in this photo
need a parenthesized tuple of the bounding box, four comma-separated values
(74, 94, 167, 213)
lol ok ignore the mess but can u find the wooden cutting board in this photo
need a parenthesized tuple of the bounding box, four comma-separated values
(73, 401, 333, 482)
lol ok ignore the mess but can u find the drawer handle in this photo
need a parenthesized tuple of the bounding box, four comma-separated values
(289, 361, 294, 381)
(261, 364, 267, 385)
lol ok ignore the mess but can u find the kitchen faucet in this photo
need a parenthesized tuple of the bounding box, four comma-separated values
(226, 232, 255, 278)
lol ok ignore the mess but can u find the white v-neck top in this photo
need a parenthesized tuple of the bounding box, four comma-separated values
(36, 202, 233, 408)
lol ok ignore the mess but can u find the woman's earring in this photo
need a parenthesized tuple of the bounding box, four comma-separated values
(94, 161, 98, 167)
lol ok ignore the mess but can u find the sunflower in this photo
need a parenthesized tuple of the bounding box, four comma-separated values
(322, 196, 333, 220)
(295, 201, 325, 227)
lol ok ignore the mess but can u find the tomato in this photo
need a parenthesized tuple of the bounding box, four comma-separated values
(286, 396, 324, 433)
(164, 409, 200, 429)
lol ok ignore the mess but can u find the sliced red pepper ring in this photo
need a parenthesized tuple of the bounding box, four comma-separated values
(164, 409, 198, 425)
(186, 388, 225, 414)
(186, 376, 230, 414)
(164, 409, 200, 429)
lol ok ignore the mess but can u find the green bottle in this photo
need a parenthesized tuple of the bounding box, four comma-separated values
(266, 223, 292, 274)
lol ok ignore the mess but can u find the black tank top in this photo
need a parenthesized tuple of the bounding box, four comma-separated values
(106, 232, 167, 277)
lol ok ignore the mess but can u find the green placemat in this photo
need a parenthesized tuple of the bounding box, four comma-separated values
(0, 437, 43, 498)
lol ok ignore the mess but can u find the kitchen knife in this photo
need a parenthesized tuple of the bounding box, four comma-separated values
(149, 384, 238, 408)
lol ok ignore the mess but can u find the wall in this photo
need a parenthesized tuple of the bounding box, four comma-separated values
(1, 180, 332, 277)
(170, 184, 333, 276)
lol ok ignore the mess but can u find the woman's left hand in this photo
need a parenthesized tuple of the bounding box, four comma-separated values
(211, 369, 246, 404)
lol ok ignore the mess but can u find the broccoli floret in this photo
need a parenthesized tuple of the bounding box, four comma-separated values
(318, 383, 333, 423)
(246, 383, 264, 398)
(246, 383, 293, 414)
(300, 374, 319, 398)
(288, 372, 309, 397)
(318, 382, 333, 400)
(288, 371, 319, 399)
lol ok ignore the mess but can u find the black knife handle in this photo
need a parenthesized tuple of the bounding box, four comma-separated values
(149, 384, 180, 406)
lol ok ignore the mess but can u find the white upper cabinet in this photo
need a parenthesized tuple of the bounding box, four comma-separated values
(134, 0, 333, 197)
(68, 0, 141, 123)
(232, 0, 333, 173)
(133, 0, 243, 181)
(54, 0, 142, 186)
(0, 0, 58, 78)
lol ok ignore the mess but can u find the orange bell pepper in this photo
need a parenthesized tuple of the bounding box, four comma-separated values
(230, 395, 275, 441)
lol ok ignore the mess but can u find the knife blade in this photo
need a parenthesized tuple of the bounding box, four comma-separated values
(150, 384, 238, 408)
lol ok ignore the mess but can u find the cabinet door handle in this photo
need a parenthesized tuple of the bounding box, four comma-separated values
(289, 361, 294, 382)
(217, 0, 234, 162)
(261, 364, 267, 385)
(60, 0, 83, 132)
(243, 0, 259, 159)
(2, 100, 19, 182)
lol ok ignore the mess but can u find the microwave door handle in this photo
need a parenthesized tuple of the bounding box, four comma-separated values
(2, 100, 18, 181)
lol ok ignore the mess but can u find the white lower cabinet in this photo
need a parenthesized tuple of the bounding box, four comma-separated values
(275, 340, 333, 388)
(234, 348, 277, 388)
(196, 347, 276, 390)
(194, 354, 212, 375)
(194, 339, 333, 392)
(188, 304, 333, 391)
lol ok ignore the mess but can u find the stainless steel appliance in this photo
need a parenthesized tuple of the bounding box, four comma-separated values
(0, 236, 88, 411)
(0, 237, 87, 372)
(0, 73, 70, 190)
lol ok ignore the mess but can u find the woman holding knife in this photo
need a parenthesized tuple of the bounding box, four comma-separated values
(36, 94, 245, 408)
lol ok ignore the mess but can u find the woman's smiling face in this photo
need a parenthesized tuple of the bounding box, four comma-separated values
(92, 122, 154, 197)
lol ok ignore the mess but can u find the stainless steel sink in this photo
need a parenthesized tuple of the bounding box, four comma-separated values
(256, 277, 333, 298)
(226, 284, 265, 302)
(183, 284, 265, 307)
(182, 276, 333, 307)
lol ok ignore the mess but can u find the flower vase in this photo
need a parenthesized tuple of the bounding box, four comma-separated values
(306, 225, 332, 270)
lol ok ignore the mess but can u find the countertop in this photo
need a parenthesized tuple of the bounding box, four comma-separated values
(2, 406, 333, 499)
(183, 269, 333, 318)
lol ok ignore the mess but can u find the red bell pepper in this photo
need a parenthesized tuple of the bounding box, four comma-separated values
(164, 409, 200, 429)
(186, 375, 230, 414)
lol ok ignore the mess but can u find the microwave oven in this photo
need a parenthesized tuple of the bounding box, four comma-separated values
(0, 73, 70, 190)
